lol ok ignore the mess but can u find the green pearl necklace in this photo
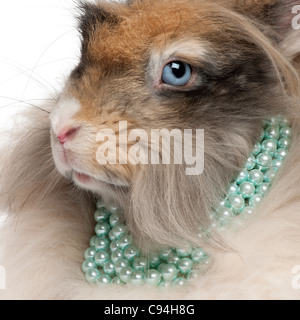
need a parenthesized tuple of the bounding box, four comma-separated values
(82, 116, 292, 287)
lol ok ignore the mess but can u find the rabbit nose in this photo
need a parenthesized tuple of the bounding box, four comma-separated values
(57, 126, 79, 144)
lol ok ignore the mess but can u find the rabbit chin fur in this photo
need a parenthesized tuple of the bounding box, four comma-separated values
(1, 0, 300, 300)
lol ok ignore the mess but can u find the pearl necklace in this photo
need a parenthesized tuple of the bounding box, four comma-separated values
(82, 116, 292, 287)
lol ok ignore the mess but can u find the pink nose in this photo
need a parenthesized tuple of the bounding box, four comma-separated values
(57, 127, 79, 144)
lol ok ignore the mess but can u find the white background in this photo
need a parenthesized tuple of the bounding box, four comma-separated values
(0, 0, 81, 129)
(0, 0, 81, 224)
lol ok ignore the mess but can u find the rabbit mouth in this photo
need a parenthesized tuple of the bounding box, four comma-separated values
(72, 171, 93, 184)
(51, 132, 131, 191)
(72, 169, 130, 189)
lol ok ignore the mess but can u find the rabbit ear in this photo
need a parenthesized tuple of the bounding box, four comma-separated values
(234, 0, 300, 58)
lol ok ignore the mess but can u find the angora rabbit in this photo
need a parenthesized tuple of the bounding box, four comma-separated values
(0, 0, 300, 300)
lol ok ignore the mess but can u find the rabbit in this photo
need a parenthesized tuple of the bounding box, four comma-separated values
(0, 0, 300, 300)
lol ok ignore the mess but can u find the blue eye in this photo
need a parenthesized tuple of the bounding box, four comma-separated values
(161, 61, 192, 86)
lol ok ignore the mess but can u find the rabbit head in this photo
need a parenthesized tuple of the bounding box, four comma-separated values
(9, 0, 300, 251)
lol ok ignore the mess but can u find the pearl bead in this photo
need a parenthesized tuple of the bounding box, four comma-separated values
(115, 259, 130, 274)
(103, 261, 116, 276)
(110, 224, 127, 240)
(148, 253, 161, 268)
(144, 269, 162, 286)
(256, 152, 272, 168)
(240, 206, 255, 216)
(219, 200, 229, 208)
(82, 258, 97, 273)
(161, 264, 178, 281)
(228, 183, 240, 195)
(280, 126, 292, 138)
(95, 222, 110, 237)
(110, 239, 120, 252)
(256, 183, 270, 195)
(264, 168, 277, 183)
(89, 235, 98, 247)
(275, 148, 287, 160)
(167, 252, 180, 265)
(249, 194, 263, 207)
(272, 159, 283, 171)
(96, 198, 105, 209)
(261, 139, 277, 155)
(111, 249, 124, 263)
(84, 247, 96, 260)
(109, 213, 121, 228)
(107, 202, 120, 214)
(252, 142, 261, 156)
(172, 277, 187, 286)
(244, 155, 256, 171)
(157, 263, 167, 273)
(85, 268, 101, 284)
(239, 181, 255, 198)
(248, 169, 264, 186)
(133, 257, 148, 272)
(216, 207, 234, 224)
(130, 270, 145, 285)
(159, 248, 173, 261)
(94, 207, 110, 222)
(176, 246, 192, 258)
(227, 194, 245, 214)
(111, 277, 122, 284)
(236, 170, 249, 185)
(124, 245, 139, 262)
(178, 258, 193, 274)
(278, 138, 291, 149)
(265, 125, 279, 139)
(119, 267, 133, 283)
(96, 274, 112, 285)
(109, 230, 116, 241)
(279, 117, 289, 125)
(118, 235, 131, 250)
(94, 251, 110, 267)
(94, 237, 110, 252)
(191, 248, 208, 263)
(269, 117, 277, 124)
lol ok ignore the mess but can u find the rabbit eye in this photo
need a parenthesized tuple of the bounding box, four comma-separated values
(161, 61, 192, 86)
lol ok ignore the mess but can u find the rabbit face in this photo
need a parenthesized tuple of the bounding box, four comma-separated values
(49, 0, 299, 247)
